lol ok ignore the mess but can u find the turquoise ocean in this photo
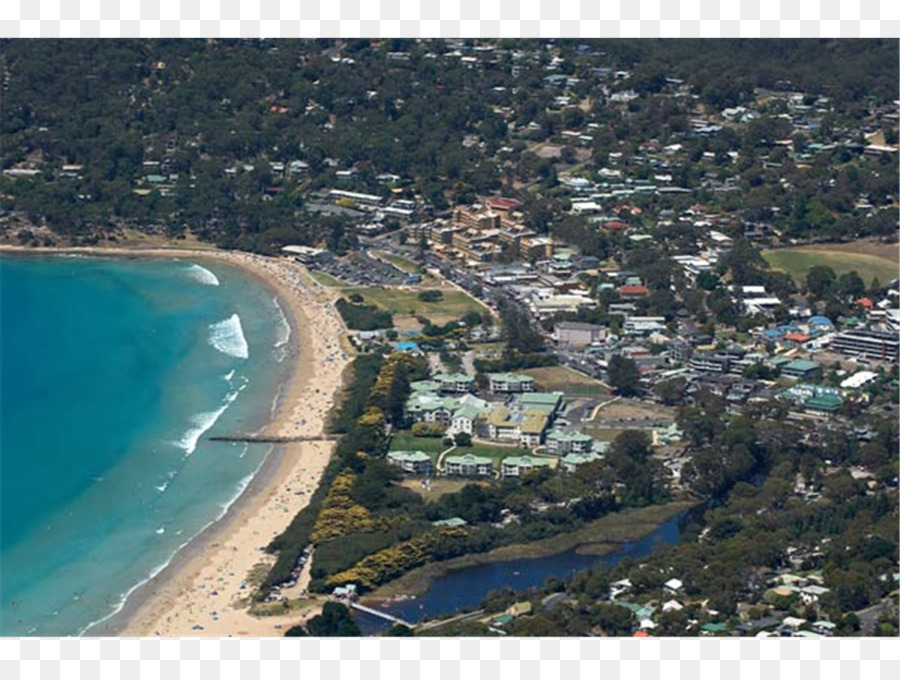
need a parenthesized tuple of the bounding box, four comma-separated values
(0, 255, 292, 636)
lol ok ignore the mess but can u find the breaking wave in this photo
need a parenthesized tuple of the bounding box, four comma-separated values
(208, 314, 249, 359)
(185, 264, 220, 286)
(173, 385, 245, 456)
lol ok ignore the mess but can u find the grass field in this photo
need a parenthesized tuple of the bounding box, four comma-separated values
(763, 244, 899, 287)
(374, 251, 426, 275)
(398, 478, 480, 502)
(521, 366, 610, 395)
(590, 398, 675, 422)
(460, 441, 543, 465)
(388, 431, 450, 456)
(309, 271, 346, 288)
(582, 426, 628, 442)
(344, 286, 485, 317)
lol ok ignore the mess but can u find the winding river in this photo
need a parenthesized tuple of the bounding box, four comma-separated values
(354, 512, 684, 635)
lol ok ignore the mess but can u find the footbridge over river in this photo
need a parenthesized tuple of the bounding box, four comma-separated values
(349, 602, 415, 629)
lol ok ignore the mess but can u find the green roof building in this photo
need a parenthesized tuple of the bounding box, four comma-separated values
(561, 451, 602, 472)
(444, 452, 493, 477)
(781, 359, 822, 380)
(432, 517, 468, 527)
(804, 393, 843, 413)
(434, 373, 476, 394)
(410, 379, 442, 394)
(406, 393, 459, 425)
(488, 372, 536, 393)
(546, 429, 594, 454)
(700, 622, 729, 635)
(387, 450, 434, 475)
(501, 455, 551, 477)
(516, 391, 564, 414)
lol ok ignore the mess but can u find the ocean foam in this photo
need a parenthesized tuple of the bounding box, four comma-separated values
(78, 451, 271, 637)
(174, 385, 244, 456)
(185, 263, 220, 286)
(272, 297, 291, 349)
(208, 314, 249, 359)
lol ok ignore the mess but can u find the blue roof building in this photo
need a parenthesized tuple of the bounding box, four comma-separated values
(394, 341, 421, 354)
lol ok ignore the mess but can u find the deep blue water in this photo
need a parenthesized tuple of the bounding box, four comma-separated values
(354, 513, 683, 635)
(0, 255, 292, 636)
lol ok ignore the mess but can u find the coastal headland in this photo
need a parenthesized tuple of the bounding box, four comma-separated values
(1, 244, 352, 636)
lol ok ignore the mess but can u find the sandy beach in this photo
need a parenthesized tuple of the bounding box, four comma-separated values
(1, 244, 352, 636)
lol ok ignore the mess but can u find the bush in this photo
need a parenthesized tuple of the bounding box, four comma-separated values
(412, 422, 447, 437)
(336, 298, 393, 330)
(417, 290, 443, 302)
(454, 432, 473, 447)
(305, 603, 361, 637)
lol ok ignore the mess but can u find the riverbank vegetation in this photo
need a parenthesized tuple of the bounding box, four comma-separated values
(411, 414, 899, 637)
(367, 501, 693, 600)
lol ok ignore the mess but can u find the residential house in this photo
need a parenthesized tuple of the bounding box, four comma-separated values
(624, 316, 668, 336)
(444, 453, 493, 477)
(560, 451, 602, 472)
(434, 372, 476, 394)
(406, 393, 458, 425)
(387, 450, 433, 475)
(780, 359, 822, 381)
(555, 321, 607, 347)
(546, 429, 594, 454)
(690, 352, 732, 374)
(489, 372, 536, 393)
(448, 403, 488, 436)
(501, 455, 551, 477)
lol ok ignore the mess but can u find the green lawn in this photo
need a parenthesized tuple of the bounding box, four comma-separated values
(310, 271, 346, 287)
(762, 248, 899, 287)
(462, 441, 536, 465)
(582, 426, 628, 442)
(388, 431, 449, 457)
(375, 251, 426, 275)
(344, 286, 485, 317)
(521, 366, 610, 396)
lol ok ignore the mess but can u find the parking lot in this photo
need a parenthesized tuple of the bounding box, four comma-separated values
(308, 250, 408, 286)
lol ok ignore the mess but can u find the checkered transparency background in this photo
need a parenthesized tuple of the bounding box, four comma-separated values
(2, 0, 900, 678)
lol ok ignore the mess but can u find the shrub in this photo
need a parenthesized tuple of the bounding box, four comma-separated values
(417, 290, 443, 302)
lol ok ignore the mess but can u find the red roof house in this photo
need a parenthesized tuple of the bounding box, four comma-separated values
(618, 285, 649, 298)
(487, 197, 520, 212)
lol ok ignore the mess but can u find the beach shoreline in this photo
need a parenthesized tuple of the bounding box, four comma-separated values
(1, 244, 352, 637)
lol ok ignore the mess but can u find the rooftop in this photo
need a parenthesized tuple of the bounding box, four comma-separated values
(445, 453, 493, 465)
(435, 373, 474, 384)
(783, 359, 821, 371)
(387, 450, 432, 463)
(517, 392, 564, 408)
(503, 455, 551, 468)
(547, 430, 593, 443)
(489, 372, 535, 383)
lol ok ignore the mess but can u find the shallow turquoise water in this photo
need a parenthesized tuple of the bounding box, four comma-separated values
(0, 255, 291, 635)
